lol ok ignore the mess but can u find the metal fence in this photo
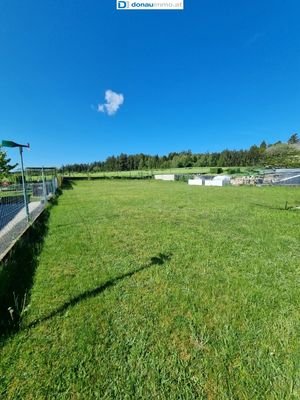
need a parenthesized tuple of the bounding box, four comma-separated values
(0, 177, 58, 260)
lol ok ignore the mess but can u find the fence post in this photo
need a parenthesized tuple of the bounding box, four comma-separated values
(42, 167, 47, 203)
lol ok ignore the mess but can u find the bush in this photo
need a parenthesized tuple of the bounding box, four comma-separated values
(210, 167, 223, 174)
(227, 168, 241, 174)
(176, 174, 193, 182)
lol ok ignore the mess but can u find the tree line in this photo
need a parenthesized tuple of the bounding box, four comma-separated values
(60, 134, 299, 173)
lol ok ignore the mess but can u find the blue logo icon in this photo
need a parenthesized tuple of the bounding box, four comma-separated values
(117, 1, 128, 8)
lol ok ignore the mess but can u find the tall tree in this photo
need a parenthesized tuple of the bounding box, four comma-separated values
(288, 133, 299, 144)
(119, 153, 128, 171)
(0, 149, 17, 179)
(260, 140, 267, 150)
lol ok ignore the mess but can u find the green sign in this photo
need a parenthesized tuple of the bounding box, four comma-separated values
(1, 140, 30, 148)
(1, 140, 19, 147)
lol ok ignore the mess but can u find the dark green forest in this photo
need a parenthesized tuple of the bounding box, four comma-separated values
(61, 135, 300, 173)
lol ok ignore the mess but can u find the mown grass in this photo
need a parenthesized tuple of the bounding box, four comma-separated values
(64, 168, 207, 179)
(65, 166, 256, 179)
(0, 180, 300, 399)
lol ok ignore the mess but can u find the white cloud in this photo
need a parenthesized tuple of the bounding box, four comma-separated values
(98, 90, 124, 116)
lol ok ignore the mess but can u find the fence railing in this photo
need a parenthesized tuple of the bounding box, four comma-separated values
(0, 178, 58, 260)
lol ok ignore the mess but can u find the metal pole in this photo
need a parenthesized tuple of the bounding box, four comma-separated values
(42, 167, 47, 203)
(19, 146, 30, 222)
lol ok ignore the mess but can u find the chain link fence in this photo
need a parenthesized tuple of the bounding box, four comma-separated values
(0, 168, 58, 260)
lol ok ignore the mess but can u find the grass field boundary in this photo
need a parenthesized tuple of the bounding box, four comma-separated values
(0, 204, 46, 262)
(0, 208, 51, 336)
(0, 179, 58, 261)
(63, 174, 153, 181)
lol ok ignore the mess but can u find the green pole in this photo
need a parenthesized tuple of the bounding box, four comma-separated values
(19, 147, 30, 222)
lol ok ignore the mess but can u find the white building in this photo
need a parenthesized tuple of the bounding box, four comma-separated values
(188, 177, 205, 186)
(188, 175, 231, 187)
(154, 174, 176, 181)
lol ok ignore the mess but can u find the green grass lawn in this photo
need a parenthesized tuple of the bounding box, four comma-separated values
(65, 166, 256, 179)
(65, 167, 211, 178)
(1, 180, 300, 399)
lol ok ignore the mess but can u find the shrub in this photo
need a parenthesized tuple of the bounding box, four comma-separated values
(210, 167, 223, 174)
(227, 168, 241, 174)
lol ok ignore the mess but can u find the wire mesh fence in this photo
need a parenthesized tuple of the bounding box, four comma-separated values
(0, 169, 58, 260)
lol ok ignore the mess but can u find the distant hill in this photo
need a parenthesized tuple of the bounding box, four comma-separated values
(265, 142, 300, 167)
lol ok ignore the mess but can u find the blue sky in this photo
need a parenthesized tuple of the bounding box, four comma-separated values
(0, 0, 300, 167)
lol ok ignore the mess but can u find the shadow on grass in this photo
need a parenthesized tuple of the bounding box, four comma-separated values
(253, 202, 289, 211)
(253, 201, 300, 211)
(252, 203, 282, 211)
(61, 179, 76, 190)
(26, 253, 172, 330)
(0, 209, 50, 338)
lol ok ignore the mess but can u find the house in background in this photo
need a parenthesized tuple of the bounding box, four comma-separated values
(188, 175, 231, 187)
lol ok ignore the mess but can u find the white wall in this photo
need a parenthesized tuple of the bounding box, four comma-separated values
(154, 175, 175, 181)
(189, 176, 231, 186)
(205, 180, 223, 186)
(188, 179, 204, 186)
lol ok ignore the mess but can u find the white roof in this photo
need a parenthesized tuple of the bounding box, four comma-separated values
(212, 175, 231, 181)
